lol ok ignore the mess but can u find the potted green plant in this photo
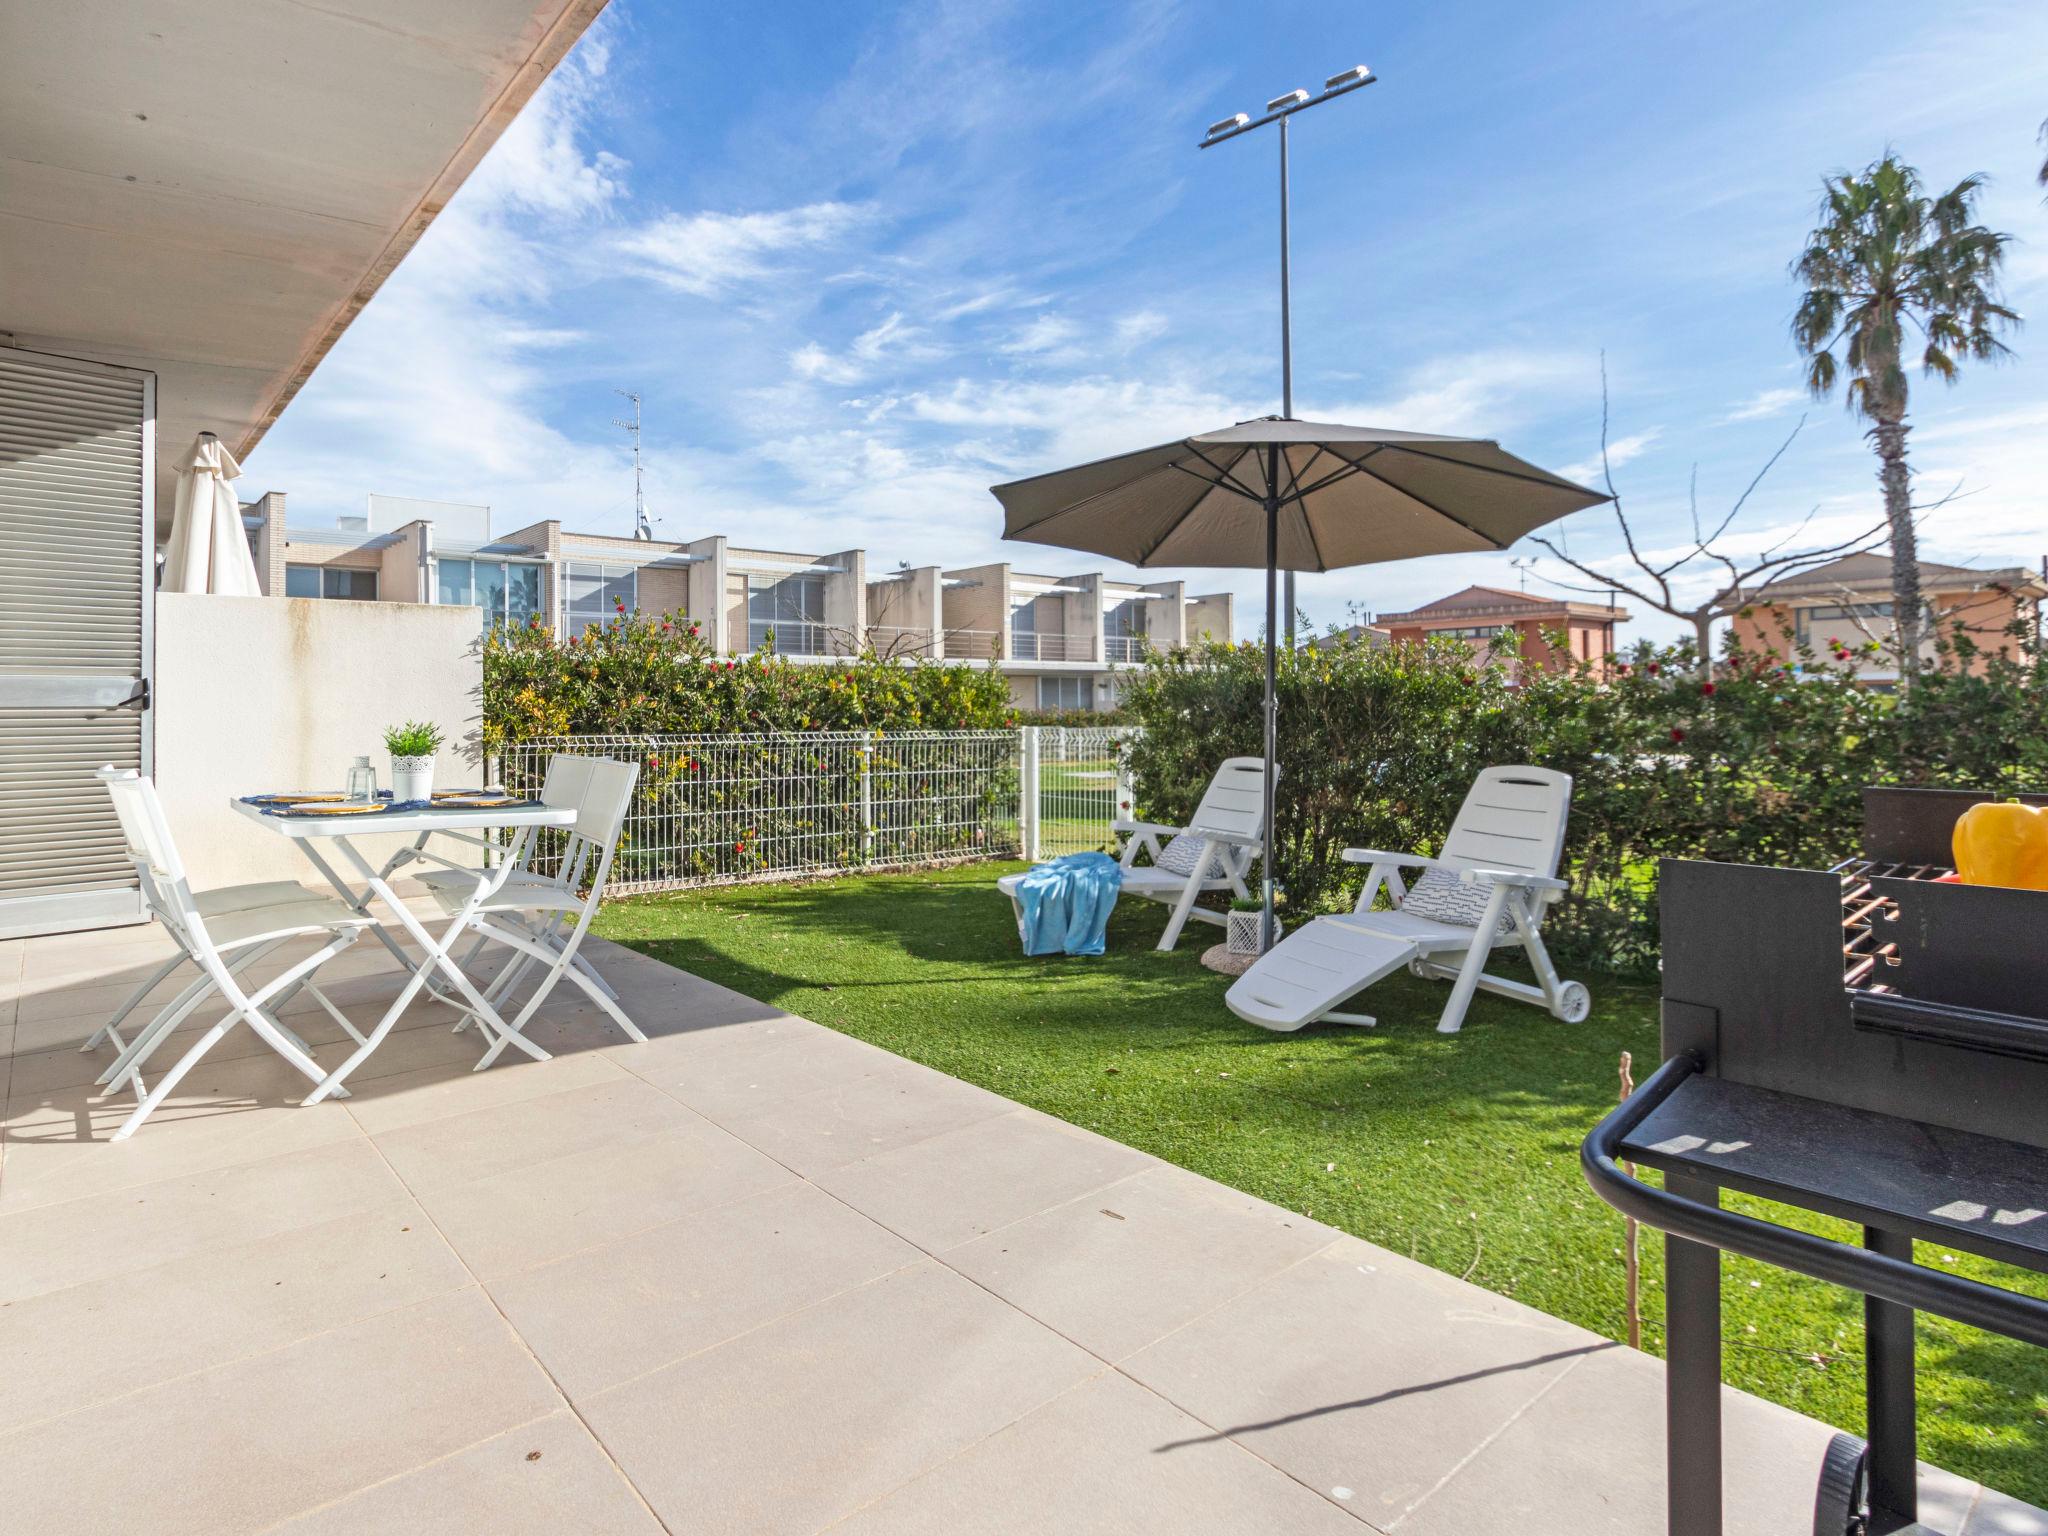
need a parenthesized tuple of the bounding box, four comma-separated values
(383, 720, 444, 804)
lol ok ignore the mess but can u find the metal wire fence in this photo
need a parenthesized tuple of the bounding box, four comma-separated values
(494, 731, 1027, 893)
(1021, 725, 1133, 858)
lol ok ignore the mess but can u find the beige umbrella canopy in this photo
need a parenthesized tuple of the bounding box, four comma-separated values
(991, 415, 1607, 946)
(994, 418, 1606, 571)
(161, 432, 263, 596)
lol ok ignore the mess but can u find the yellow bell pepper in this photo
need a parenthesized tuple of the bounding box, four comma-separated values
(1952, 801, 2048, 891)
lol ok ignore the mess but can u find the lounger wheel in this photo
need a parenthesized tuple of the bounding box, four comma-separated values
(1408, 957, 1433, 979)
(1812, 1432, 1870, 1535)
(1554, 980, 1591, 1023)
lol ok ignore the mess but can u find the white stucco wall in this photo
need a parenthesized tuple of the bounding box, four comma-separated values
(153, 594, 480, 889)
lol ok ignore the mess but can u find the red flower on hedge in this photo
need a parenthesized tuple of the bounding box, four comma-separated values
(1700, 682, 1716, 696)
(1646, 662, 1661, 676)
(1670, 728, 1686, 743)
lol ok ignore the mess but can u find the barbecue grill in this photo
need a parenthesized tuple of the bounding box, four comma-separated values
(1582, 787, 2048, 1536)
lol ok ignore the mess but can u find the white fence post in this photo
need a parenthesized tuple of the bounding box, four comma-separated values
(1020, 727, 1040, 861)
(857, 741, 875, 861)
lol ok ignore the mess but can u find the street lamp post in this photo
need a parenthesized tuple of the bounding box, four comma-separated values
(1201, 64, 1377, 650)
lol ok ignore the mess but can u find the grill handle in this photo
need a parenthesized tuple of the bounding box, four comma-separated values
(1850, 991, 2048, 1066)
(1581, 1053, 2048, 1349)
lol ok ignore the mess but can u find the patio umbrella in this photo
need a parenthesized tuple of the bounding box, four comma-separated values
(991, 416, 1608, 946)
(161, 432, 263, 595)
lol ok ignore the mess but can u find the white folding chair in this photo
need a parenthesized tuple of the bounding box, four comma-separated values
(412, 755, 646, 1069)
(89, 769, 375, 1141)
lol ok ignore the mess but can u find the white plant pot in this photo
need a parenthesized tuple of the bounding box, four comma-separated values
(390, 756, 435, 804)
(1227, 909, 1274, 957)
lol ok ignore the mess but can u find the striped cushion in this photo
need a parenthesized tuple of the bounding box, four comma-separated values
(1399, 867, 1514, 935)
(1156, 833, 1229, 879)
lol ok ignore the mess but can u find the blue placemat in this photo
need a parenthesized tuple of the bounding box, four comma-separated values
(241, 791, 540, 818)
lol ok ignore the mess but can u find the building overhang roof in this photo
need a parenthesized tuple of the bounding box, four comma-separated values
(1, 0, 609, 532)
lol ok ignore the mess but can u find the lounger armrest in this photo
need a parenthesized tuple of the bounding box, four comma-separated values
(1341, 848, 1438, 868)
(1113, 820, 1182, 839)
(1458, 867, 1568, 893)
(1185, 824, 1261, 848)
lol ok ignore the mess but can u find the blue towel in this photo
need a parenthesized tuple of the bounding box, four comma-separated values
(1015, 852, 1123, 957)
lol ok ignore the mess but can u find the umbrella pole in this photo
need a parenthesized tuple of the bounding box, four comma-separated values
(1261, 476, 1279, 953)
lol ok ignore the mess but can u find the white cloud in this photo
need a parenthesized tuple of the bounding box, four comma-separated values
(1317, 349, 1600, 438)
(999, 314, 1081, 356)
(1721, 386, 1806, 423)
(1113, 309, 1169, 348)
(617, 201, 874, 298)
(1559, 428, 1661, 485)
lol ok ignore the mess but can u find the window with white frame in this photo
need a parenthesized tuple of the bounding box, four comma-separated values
(285, 564, 377, 601)
(747, 574, 827, 654)
(1036, 675, 1092, 711)
(438, 558, 544, 629)
(1104, 597, 1149, 661)
(1009, 596, 1043, 660)
(1793, 601, 1933, 652)
(562, 561, 637, 634)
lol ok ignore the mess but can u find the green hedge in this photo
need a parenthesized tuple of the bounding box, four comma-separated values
(1118, 622, 2048, 974)
(480, 608, 1017, 754)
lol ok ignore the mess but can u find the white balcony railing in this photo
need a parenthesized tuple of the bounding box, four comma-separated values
(747, 620, 838, 656)
(1103, 634, 1148, 663)
(942, 629, 1098, 663)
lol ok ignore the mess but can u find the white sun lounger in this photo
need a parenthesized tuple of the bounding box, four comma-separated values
(1000, 755, 1272, 952)
(1226, 766, 1589, 1034)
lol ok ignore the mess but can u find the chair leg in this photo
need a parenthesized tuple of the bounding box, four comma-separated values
(1434, 944, 1489, 1034)
(112, 1016, 238, 1142)
(96, 940, 282, 1091)
(81, 950, 187, 1053)
(1157, 875, 1206, 952)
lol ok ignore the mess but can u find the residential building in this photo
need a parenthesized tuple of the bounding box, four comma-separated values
(241, 496, 1232, 709)
(1377, 586, 1628, 675)
(1722, 551, 2047, 686)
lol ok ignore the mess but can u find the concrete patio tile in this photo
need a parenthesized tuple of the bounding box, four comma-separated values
(0, 1050, 364, 1213)
(1120, 1235, 1611, 1526)
(415, 1107, 797, 1280)
(943, 1163, 1337, 1361)
(489, 1180, 921, 1397)
(0, 1137, 408, 1304)
(267, 1409, 665, 1535)
(582, 1259, 1099, 1536)
(0, 1198, 466, 1433)
(339, 1045, 628, 1137)
(4, 992, 469, 1099)
(829, 1368, 1367, 1536)
(1966, 1485, 2048, 1535)
(0, 1288, 564, 1536)
(1390, 1338, 1836, 1536)
(369, 1072, 699, 1194)
(639, 1018, 909, 1121)
(815, 1106, 1160, 1252)
(712, 1055, 1017, 1176)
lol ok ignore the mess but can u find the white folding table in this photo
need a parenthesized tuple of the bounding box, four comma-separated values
(230, 796, 577, 1104)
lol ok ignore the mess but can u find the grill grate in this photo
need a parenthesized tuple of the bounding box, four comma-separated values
(1831, 856, 1953, 991)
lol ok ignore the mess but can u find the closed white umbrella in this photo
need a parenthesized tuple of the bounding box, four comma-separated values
(161, 432, 262, 595)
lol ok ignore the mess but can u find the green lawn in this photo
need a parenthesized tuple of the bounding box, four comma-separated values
(596, 860, 2048, 1506)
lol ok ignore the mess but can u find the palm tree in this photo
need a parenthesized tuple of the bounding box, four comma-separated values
(1790, 154, 2018, 683)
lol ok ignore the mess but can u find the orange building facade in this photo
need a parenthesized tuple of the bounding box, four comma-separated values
(1376, 586, 1628, 677)
(1722, 553, 2045, 687)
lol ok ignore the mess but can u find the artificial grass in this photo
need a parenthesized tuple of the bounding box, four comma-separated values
(596, 860, 2048, 1507)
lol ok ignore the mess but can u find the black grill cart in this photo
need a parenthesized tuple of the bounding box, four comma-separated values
(1582, 789, 2048, 1536)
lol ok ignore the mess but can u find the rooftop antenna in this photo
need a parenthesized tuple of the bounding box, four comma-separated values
(1511, 556, 1538, 593)
(613, 389, 653, 540)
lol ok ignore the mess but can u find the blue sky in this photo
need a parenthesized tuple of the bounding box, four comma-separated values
(244, 0, 2048, 642)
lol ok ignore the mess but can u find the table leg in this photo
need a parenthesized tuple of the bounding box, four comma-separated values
(1665, 1169, 1723, 1536)
(1864, 1225, 1917, 1534)
(295, 837, 466, 1009)
(299, 835, 543, 1105)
